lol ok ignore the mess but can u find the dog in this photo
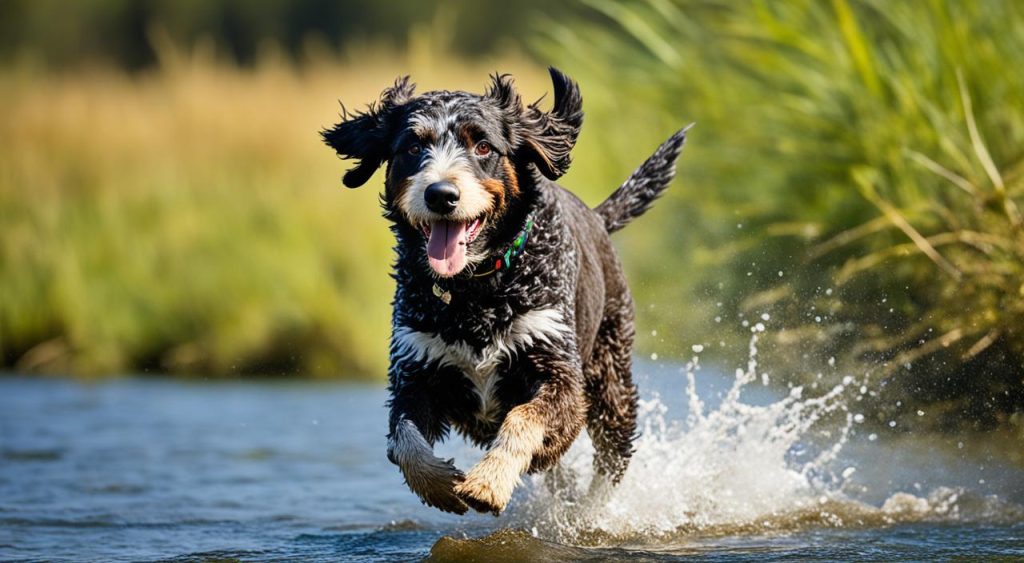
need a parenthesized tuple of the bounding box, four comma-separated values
(322, 68, 688, 515)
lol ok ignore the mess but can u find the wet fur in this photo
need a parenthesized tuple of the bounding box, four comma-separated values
(322, 68, 688, 515)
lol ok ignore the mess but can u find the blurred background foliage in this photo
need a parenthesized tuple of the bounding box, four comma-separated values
(0, 0, 562, 69)
(539, 0, 1024, 429)
(0, 0, 1021, 427)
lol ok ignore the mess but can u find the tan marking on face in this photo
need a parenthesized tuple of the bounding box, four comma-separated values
(478, 157, 520, 214)
(409, 124, 438, 145)
(480, 178, 506, 212)
(458, 124, 477, 149)
(502, 157, 520, 198)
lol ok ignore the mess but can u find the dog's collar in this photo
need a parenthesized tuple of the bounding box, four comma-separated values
(431, 214, 535, 305)
(471, 214, 535, 278)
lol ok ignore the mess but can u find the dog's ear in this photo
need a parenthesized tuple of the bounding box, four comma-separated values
(321, 77, 416, 188)
(485, 72, 524, 125)
(520, 67, 584, 180)
(485, 68, 583, 180)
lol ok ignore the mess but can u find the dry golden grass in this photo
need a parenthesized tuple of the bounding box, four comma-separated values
(0, 42, 547, 378)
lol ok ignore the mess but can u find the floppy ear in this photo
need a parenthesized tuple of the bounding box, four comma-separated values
(321, 77, 416, 188)
(519, 67, 584, 180)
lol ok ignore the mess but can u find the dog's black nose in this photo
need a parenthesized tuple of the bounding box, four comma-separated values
(424, 181, 460, 214)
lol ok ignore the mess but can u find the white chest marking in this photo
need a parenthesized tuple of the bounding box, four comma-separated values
(392, 308, 568, 422)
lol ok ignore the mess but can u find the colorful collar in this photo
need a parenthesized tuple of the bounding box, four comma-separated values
(431, 214, 535, 304)
(471, 214, 535, 278)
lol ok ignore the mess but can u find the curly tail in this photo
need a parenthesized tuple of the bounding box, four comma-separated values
(594, 125, 692, 233)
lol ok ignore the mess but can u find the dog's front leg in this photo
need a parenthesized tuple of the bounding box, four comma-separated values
(455, 360, 586, 515)
(387, 409, 468, 515)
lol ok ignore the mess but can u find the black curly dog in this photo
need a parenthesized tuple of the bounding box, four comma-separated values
(322, 68, 688, 515)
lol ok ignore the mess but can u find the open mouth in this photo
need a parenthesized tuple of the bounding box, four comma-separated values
(421, 218, 484, 277)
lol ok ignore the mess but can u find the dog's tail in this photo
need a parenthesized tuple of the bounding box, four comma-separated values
(594, 125, 692, 234)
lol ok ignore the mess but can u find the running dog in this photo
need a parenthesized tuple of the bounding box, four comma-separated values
(322, 68, 688, 515)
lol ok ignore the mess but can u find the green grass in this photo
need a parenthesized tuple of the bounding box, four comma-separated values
(539, 0, 1024, 426)
(3, 0, 1023, 430)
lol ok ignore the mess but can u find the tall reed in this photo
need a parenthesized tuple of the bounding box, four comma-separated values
(541, 0, 1024, 425)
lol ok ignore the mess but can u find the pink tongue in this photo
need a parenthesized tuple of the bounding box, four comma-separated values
(426, 221, 469, 276)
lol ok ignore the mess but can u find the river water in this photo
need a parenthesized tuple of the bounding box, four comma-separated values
(2, 347, 1023, 561)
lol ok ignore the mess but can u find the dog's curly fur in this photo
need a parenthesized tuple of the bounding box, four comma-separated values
(322, 68, 688, 515)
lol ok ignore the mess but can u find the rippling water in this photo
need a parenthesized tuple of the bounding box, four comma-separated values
(2, 348, 1023, 561)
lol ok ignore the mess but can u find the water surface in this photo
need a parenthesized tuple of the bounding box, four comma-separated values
(1, 359, 1022, 561)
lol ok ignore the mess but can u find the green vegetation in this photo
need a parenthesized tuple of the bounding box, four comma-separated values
(0, 42, 545, 378)
(0, 0, 558, 69)
(1, 0, 1021, 428)
(542, 0, 1024, 427)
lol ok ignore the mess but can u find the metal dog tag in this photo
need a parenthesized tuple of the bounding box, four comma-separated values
(432, 283, 451, 305)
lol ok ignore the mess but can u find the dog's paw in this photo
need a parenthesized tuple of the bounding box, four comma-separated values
(402, 457, 469, 515)
(453, 465, 512, 516)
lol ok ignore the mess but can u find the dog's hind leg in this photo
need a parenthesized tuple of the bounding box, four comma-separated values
(584, 295, 639, 490)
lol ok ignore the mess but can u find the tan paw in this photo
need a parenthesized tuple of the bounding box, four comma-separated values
(453, 467, 511, 516)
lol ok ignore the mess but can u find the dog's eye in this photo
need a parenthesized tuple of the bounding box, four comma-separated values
(407, 143, 422, 156)
(474, 141, 492, 157)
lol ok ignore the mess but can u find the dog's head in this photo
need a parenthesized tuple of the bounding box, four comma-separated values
(322, 68, 583, 277)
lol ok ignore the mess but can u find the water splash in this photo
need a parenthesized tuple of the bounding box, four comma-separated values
(507, 334, 1021, 545)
